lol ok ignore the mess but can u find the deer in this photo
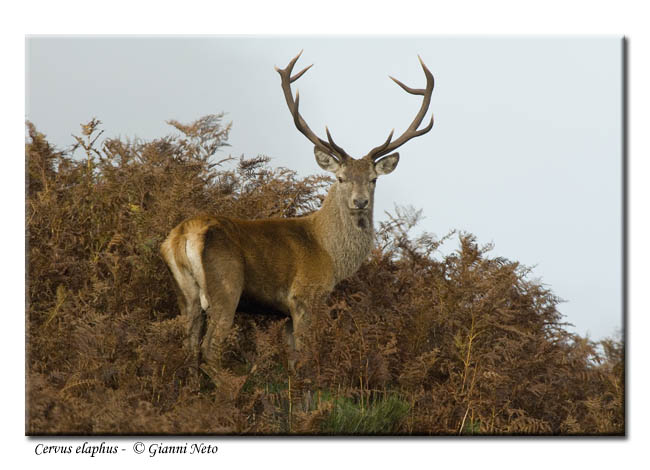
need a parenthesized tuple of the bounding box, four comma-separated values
(160, 51, 434, 378)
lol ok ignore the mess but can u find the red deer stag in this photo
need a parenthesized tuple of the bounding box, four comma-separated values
(161, 51, 434, 377)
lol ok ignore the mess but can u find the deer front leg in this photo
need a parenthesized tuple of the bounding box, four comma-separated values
(288, 295, 311, 351)
(286, 289, 321, 373)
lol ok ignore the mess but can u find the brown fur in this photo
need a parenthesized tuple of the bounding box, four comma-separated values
(160, 152, 395, 374)
(162, 51, 433, 375)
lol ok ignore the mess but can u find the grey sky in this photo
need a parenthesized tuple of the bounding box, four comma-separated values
(26, 36, 622, 341)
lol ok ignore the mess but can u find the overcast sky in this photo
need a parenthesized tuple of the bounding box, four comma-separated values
(26, 36, 622, 341)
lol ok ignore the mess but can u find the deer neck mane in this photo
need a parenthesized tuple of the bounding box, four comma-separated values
(311, 182, 375, 284)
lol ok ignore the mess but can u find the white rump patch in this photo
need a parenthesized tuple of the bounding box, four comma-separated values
(186, 238, 209, 310)
(199, 293, 209, 311)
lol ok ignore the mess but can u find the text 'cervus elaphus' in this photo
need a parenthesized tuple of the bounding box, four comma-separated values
(160, 51, 434, 378)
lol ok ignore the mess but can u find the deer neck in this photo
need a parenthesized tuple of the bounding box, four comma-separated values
(311, 182, 375, 284)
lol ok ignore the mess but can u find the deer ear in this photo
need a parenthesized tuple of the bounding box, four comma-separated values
(314, 146, 340, 173)
(374, 153, 400, 175)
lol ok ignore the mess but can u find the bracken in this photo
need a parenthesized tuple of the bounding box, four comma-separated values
(26, 116, 623, 435)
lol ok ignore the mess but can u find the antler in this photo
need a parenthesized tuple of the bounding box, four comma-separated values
(366, 55, 434, 161)
(275, 51, 350, 162)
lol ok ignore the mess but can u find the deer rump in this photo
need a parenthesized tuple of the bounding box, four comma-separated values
(161, 214, 334, 322)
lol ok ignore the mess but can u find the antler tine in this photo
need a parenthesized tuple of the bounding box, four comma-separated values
(366, 128, 395, 158)
(389, 76, 426, 95)
(325, 126, 348, 158)
(274, 49, 303, 75)
(290, 63, 313, 83)
(276, 51, 350, 161)
(367, 55, 435, 161)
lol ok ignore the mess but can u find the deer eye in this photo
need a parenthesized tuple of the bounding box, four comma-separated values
(370, 178, 377, 184)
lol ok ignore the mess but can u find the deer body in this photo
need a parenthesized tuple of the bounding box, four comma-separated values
(161, 51, 434, 375)
(160, 213, 338, 361)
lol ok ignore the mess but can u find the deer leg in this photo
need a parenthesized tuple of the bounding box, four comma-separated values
(284, 320, 296, 351)
(199, 248, 245, 382)
(200, 298, 239, 377)
(168, 267, 205, 361)
(182, 285, 204, 358)
(286, 294, 312, 372)
(289, 297, 310, 351)
(284, 319, 297, 373)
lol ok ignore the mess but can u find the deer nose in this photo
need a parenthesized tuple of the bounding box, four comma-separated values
(353, 198, 369, 209)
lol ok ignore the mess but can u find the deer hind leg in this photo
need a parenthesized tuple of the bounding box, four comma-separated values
(174, 274, 204, 356)
(163, 251, 205, 359)
(199, 236, 245, 381)
(200, 275, 243, 379)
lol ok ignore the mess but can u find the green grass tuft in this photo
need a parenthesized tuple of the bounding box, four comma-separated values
(321, 394, 410, 435)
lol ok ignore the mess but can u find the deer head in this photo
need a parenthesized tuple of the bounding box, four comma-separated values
(275, 50, 434, 229)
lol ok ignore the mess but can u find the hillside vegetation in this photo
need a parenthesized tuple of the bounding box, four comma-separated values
(26, 115, 623, 435)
